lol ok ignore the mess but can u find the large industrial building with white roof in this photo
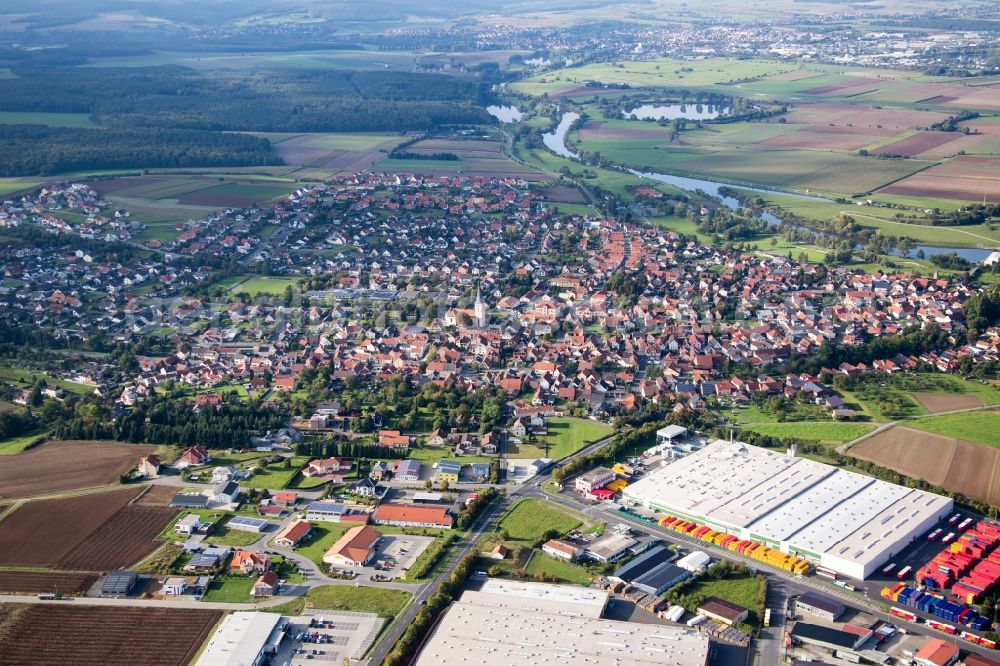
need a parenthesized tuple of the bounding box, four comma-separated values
(414, 579, 712, 666)
(622, 440, 953, 580)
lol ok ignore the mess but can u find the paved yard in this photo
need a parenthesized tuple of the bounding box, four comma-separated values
(271, 610, 383, 666)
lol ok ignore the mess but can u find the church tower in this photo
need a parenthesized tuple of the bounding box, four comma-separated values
(474, 286, 488, 328)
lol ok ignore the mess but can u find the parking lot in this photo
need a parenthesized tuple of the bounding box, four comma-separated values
(359, 534, 434, 580)
(271, 611, 383, 666)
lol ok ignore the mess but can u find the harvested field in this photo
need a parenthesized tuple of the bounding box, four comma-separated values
(0, 604, 222, 666)
(912, 393, 983, 413)
(579, 121, 668, 141)
(57, 505, 178, 571)
(872, 131, 959, 157)
(0, 571, 98, 595)
(850, 426, 1000, 505)
(918, 95, 959, 105)
(0, 487, 141, 568)
(133, 484, 178, 506)
(754, 130, 874, 152)
(269, 132, 405, 173)
(802, 77, 881, 96)
(541, 186, 586, 203)
(0, 439, 154, 500)
(878, 156, 1000, 202)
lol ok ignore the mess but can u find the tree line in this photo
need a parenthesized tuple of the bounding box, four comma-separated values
(0, 125, 279, 176)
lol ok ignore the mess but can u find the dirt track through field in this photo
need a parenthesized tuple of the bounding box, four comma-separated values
(851, 426, 1000, 504)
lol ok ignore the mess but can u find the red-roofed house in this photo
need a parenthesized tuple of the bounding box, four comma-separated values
(302, 457, 351, 477)
(914, 638, 959, 666)
(178, 446, 210, 468)
(252, 571, 280, 598)
(230, 550, 270, 574)
(274, 520, 312, 548)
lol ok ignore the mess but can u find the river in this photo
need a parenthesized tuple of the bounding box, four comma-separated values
(486, 105, 524, 123)
(542, 112, 993, 262)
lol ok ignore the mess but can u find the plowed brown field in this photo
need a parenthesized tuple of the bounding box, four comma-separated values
(850, 426, 1000, 504)
(0, 440, 154, 499)
(0, 487, 140, 568)
(0, 571, 98, 594)
(0, 605, 222, 666)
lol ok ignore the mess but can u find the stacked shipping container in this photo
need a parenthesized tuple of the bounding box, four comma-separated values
(880, 582, 992, 632)
(657, 515, 812, 575)
(915, 521, 1000, 604)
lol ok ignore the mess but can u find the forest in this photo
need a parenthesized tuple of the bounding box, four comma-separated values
(0, 66, 492, 133)
(0, 125, 280, 176)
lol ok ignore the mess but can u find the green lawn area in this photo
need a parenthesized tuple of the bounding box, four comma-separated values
(204, 521, 268, 547)
(406, 446, 491, 465)
(683, 572, 765, 626)
(201, 576, 255, 603)
(0, 365, 93, 395)
(508, 417, 611, 460)
(888, 374, 1000, 406)
(498, 499, 587, 542)
(245, 457, 310, 490)
(294, 524, 353, 566)
(229, 276, 299, 296)
(525, 553, 594, 584)
(908, 411, 1000, 447)
(265, 584, 411, 617)
(741, 421, 876, 444)
(0, 428, 50, 455)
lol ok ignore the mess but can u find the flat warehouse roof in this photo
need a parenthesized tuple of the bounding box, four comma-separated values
(714, 458, 833, 528)
(414, 581, 709, 666)
(474, 579, 608, 618)
(625, 440, 798, 516)
(196, 612, 286, 666)
(748, 470, 873, 542)
(789, 478, 911, 555)
(825, 489, 952, 567)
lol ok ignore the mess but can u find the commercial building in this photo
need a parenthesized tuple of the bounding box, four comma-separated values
(196, 612, 288, 666)
(575, 466, 616, 493)
(657, 424, 688, 444)
(632, 563, 690, 596)
(413, 580, 710, 666)
(611, 545, 676, 583)
(437, 460, 460, 484)
(323, 525, 382, 567)
(789, 622, 870, 654)
(542, 539, 582, 561)
(697, 597, 749, 625)
(796, 592, 846, 622)
(584, 532, 638, 563)
(100, 571, 138, 597)
(915, 638, 960, 666)
(395, 458, 422, 481)
(374, 503, 453, 529)
(227, 516, 269, 532)
(677, 550, 712, 573)
(273, 519, 312, 548)
(623, 440, 953, 579)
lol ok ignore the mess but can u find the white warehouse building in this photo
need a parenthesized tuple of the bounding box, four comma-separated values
(623, 440, 953, 580)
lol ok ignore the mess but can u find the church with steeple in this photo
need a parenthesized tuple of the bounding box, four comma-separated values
(474, 286, 488, 329)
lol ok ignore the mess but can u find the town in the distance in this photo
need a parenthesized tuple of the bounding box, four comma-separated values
(1, 0, 1000, 665)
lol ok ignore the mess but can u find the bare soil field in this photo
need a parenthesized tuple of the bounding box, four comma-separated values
(912, 393, 983, 413)
(541, 186, 587, 203)
(57, 505, 178, 571)
(0, 487, 141, 567)
(86, 177, 164, 194)
(781, 103, 948, 132)
(133, 484, 178, 506)
(0, 604, 222, 666)
(850, 426, 1000, 504)
(879, 156, 1000, 202)
(0, 571, 98, 595)
(0, 440, 154, 500)
(873, 131, 960, 157)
